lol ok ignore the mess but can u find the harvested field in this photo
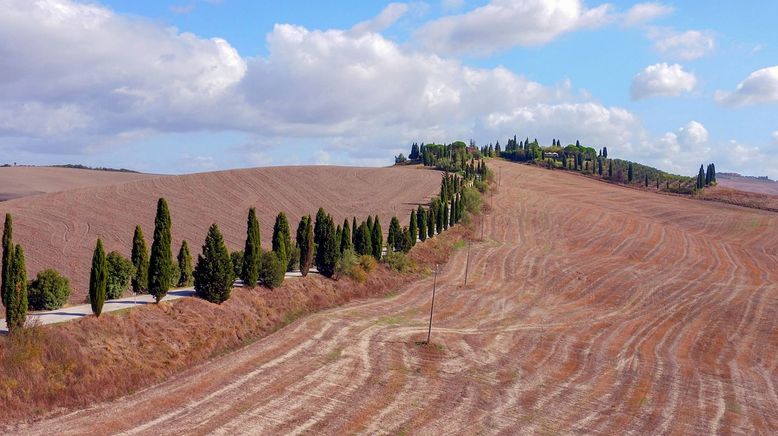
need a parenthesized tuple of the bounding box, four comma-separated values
(12, 160, 778, 434)
(0, 165, 441, 303)
(718, 173, 778, 196)
(0, 167, 154, 201)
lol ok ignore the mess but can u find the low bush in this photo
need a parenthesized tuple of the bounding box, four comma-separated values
(382, 251, 417, 273)
(230, 251, 244, 280)
(106, 251, 135, 300)
(259, 250, 285, 289)
(27, 269, 70, 310)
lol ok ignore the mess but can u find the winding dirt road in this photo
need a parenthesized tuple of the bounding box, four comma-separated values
(16, 160, 778, 434)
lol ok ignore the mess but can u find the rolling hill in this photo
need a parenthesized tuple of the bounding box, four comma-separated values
(0, 166, 154, 201)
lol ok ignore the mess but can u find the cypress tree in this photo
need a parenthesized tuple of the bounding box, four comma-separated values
(241, 207, 261, 288)
(130, 225, 149, 294)
(644, 174, 649, 187)
(6, 244, 27, 332)
(296, 215, 314, 276)
(272, 212, 292, 271)
(315, 215, 338, 277)
(314, 208, 327, 248)
(340, 219, 352, 253)
(449, 199, 455, 226)
(335, 224, 342, 255)
(366, 215, 374, 236)
(697, 165, 705, 189)
(401, 227, 412, 253)
(598, 158, 603, 176)
(443, 202, 449, 230)
(409, 210, 418, 246)
(608, 160, 613, 179)
(354, 222, 372, 256)
(89, 239, 107, 316)
(417, 206, 427, 242)
(194, 223, 233, 304)
(2, 213, 13, 308)
(427, 206, 436, 238)
(177, 240, 193, 287)
(388, 217, 402, 252)
(148, 198, 173, 303)
(351, 217, 358, 245)
(371, 216, 383, 260)
(628, 162, 634, 183)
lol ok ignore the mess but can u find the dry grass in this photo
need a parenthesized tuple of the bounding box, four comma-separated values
(0, 223, 470, 427)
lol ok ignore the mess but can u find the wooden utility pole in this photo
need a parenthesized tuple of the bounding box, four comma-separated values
(426, 264, 439, 344)
(464, 240, 471, 287)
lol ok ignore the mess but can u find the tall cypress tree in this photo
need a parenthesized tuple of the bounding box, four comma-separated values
(371, 216, 383, 260)
(388, 217, 402, 252)
(366, 215, 374, 236)
(315, 214, 338, 277)
(2, 213, 13, 308)
(340, 219, 352, 253)
(628, 162, 634, 183)
(241, 207, 261, 288)
(130, 225, 149, 294)
(354, 222, 372, 256)
(296, 215, 314, 276)
(697, 165, 705, 189)
(608, 160, 613, 179)
(89, 239, 107, 316)
(417, 206, 427, 242)
(409, 209, 418, 246)
(449, 199, 455, 226)
(177, 240, 193, 287)
(351, 217, 358, 245)
(148, 198, 173, 303)
(435, 200, 444, 234)
(427, 206, 435, 238)
(442, 203, 449, 230)
(6, 244, 27, 332)
(194, 223, 233, 304)
(272, 212, 292, 271)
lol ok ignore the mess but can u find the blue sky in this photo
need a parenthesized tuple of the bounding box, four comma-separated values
(1, 0, 777, 176)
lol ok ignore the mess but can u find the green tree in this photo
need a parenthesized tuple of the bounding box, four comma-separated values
(366, 215, 374, 236)
(417, 207, 427, 242)
(1, 213, 13, 307)
(240, 207, 261, 288)
(130, 225, 149, 294)
(272, 212, 293, 271)
(608, 160, 613, 179)
(296, 215, 314, 276)
(371, 216, 383, 260)
(435, 200, 444, 234)
(89, 239, 107, 316)
(443, 202, 450, 230)
(148, 198, 173, 303)
(696, 165, 705, 189)
(409, 210, 418, 246)
(340, 219, 352, 253)
(106, 251, 135, 299)
(230, 251, 244, 279)
(628, 162, 634, 183)
(314, 208, 327, 250)
(315, 213, 339, 277)
(259, 250, 285, 289)
(449, 198, 456, 226)
(354, 222, 372, 256)
(177, 240, 193, 287)
(6, 245, 27, 332)
(401, 227, 412, 253)
(194, 224, 233, 304)
(387, 216, 402, 252)
(427, 206, 435, 238)
(351, 217, 358, 245)
(28, 269, 70, 311)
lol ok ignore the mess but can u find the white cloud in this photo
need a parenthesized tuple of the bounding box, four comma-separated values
(622, 3, 673, 27)
(650, 29, 715, 60)
(630, 63, 697, 100)
(351, 3, 409, 34)
(715, 66, 778, 107)
(639, 121, 710, 174)
(678, 120, 709, 145)
(413, 0, 614, 55)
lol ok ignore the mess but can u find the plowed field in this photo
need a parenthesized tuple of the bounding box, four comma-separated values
(15, 160, 778, 434)
(0, 167, 154, 201)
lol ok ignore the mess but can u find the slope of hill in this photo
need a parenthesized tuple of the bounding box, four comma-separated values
(717, 172, 778, 195)
(0, 165, 441, 303)
(17, 159, 778, 434)
(0, 166, 154, 201)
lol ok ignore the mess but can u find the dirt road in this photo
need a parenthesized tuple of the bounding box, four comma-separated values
(15, 160, 778, 434)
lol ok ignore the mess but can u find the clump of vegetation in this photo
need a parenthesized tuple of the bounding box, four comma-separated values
(176, 240, 193, 287)
(106, 251, 135, 300)
(194, 224, 233, 304)
(383, 251, 417, 273)
(230, 250, 244, 280)
(258, 249, 285, 289)
(28, 269, 70, 310)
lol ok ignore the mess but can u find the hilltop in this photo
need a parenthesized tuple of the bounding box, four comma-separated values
(0, 166, 154, 201)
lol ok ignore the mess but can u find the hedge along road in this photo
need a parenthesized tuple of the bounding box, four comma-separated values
(0, 269, 319, 334)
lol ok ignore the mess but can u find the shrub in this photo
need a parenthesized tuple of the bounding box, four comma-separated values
(106, 251, 135, 299)
(28, 269, 70, 310)
(230, 251, 243, 280)
(382, 251, 417, 273)
(358, 255, 377, 273)
(194, 224, 233, 304)
(259, 250, 285, 289)
(334, 249, 358, 281)
(461, 186, 483, 215)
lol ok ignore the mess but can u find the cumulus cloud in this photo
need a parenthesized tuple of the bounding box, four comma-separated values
(351, 3, 409, 34)
(640, 121, 711, 174)
(630, 63, 696, 100)
(715, 66, 778, 107)
(650, 28, 715, 60)
(413, 0, 615, 55)
(622, 3, 673, 27)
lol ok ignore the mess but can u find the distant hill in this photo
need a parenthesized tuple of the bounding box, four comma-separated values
(717, 173, 778, 196)
(0, 166, 155, 201)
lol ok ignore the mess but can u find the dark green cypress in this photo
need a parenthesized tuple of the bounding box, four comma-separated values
(366, 215, 374, 236)
(315, 214, 338, 277)
(6, 244, 27, 332)
(130, 225, 148, 294)
(436, 200, 444, 234)
(148, 198, 173, 302)
(458, 194, 464, 222)
(697, 165, 705, 189)
(354, 222, 372, 256)
(177, 240, 193, 287)
(608, 160, 613, 179)
(340, 219, 352, 253)
(449, 198, 455, 226)
(241, 207, 261, 288)
(272, 212, 292, 271)
(409, 210, 418, 246)
(89, 239, 107, 316)
(427, 206, 435, 238)
(388, 216, 402, 252)
(371, 216, 383, 259)
(296, 215, 314, 276)
(351, 217, 358, 245)
(2, 213, 13, 308)
(335, 224, 342, 254)
(314, 208, 327, 248)
(417, 206, 427, 242)
(194, 223, 233, 304)
(628, 162, 634, 183)
(443, 202, 449, 230)
(401, 227, 412, 253)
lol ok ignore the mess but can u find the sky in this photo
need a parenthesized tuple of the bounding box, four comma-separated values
(1, 0, 777, 177)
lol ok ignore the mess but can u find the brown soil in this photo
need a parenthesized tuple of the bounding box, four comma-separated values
(0, 167, 154, 201)
(0, 165, 441, 303)
(698, 186, 778, 212)
(8, 160, 778, 434)
(717, 173, 778, 196)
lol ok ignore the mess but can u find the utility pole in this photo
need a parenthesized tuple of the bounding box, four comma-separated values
(464, 240, 471, 287)
(426, 264, 439, 345)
